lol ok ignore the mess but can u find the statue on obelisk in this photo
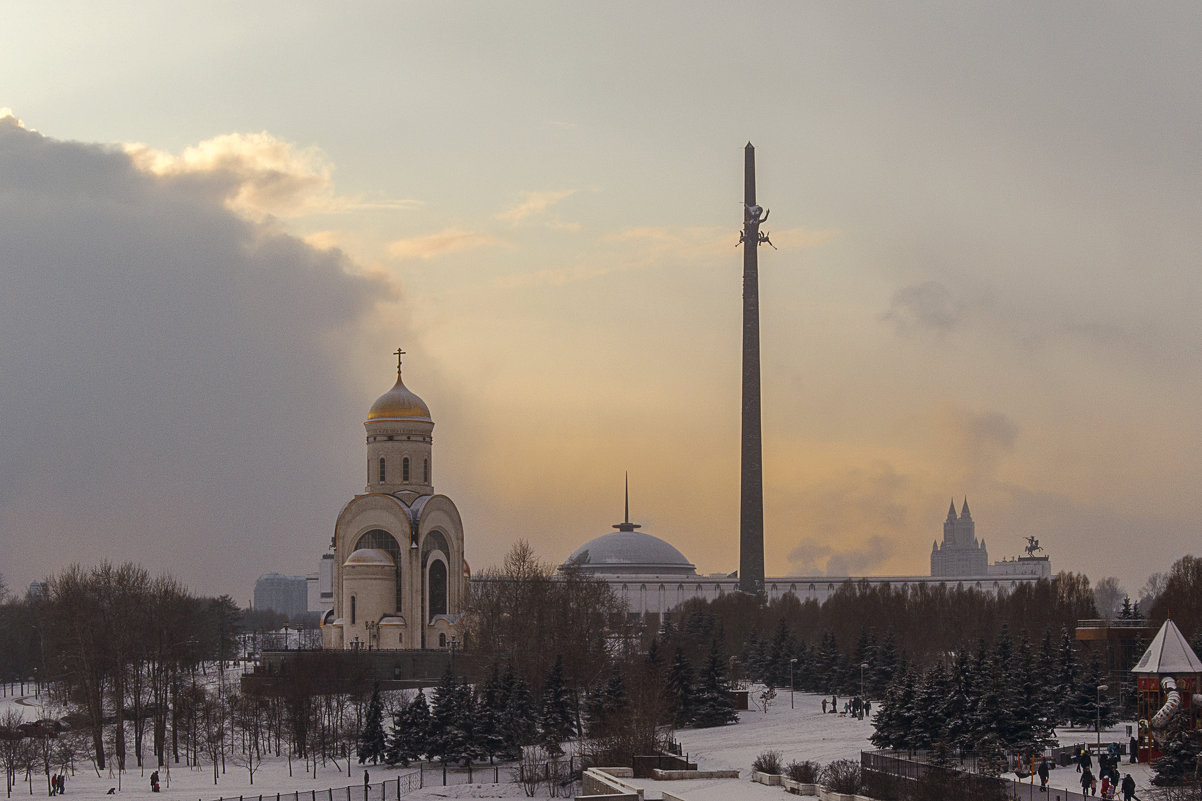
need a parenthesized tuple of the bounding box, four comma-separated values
(738, 142, 768, 595)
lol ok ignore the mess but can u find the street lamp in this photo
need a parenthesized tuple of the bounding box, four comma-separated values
(1097, 684, 1109, 750)
(789, 658, 797, 709)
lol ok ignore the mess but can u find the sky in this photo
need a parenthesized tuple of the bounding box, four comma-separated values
(2, 2, 1200, 604)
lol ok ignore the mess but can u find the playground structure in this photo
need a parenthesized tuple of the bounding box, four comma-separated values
(1132, 618, 1202, 762)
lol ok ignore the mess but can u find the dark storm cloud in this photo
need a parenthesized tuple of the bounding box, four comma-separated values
(0, 117, 393, 596)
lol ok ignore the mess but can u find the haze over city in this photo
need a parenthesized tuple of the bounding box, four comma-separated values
(2, 3, 1200, 601)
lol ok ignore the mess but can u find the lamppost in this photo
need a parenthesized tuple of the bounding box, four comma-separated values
(789, 658, 797, 709)
(282, 623, 289, 651)
(1097, 684, 1109, 750)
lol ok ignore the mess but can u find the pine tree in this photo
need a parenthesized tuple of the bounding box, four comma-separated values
(1054, 627, 1080, 725)
(665, 647, 696, 727)
(585, 663, 625, 737)
(690, 639, 737, 727)
(501, 665, 536, 757)
(429, 667, 470, 764)
(1150, 717, 1202, 787)
(870, 633, 898, 699)
(911, 662, 950, 751)
(816, 631, 840, 693)
(743, 632, 769, 682)
(386, 689, 430, 766)
(1010, 635, 1057, 754)
(766, 620, 793, 689)
(357, 683, 387, 765)
(869, 667, 917, 752)
(537, 655, 576, 754)
(476, 663, 506, 763)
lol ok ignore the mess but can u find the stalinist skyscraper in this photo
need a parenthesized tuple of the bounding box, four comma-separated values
(738, 143, 768, 595)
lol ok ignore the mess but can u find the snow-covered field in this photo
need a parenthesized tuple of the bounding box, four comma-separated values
(0, 687, 1158, 801)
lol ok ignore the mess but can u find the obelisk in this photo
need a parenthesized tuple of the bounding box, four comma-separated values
(739, 142, 766, 595)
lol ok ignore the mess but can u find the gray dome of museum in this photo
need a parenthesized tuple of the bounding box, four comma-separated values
(561, 489, 696, 576)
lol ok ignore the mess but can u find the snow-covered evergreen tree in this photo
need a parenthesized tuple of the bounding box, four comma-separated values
(870, 633, 898, 699)
(476, 663, 507, 763)
(386, 689, 430, 766)
(502, 665, 537, 757)
(537, 655, 576, 754)
(585, 663, 625, 737)
(429, 667, 472, 764)
(1054, 626, 1079, 725)
(869, 667, 917, 752)
(690, 639, 737, 727)
(1010, 635, 1057, 754)
(357, 683, 387, 765)
(665, 647, 695, 727)
(1151, 717, 1202, 787)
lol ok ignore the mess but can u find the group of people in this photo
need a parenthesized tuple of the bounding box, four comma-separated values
(149, 770, 161, 793)
(47, 774, 65, 796)
(1070, 746, 1138, 800)
(1033, 747, 1139, 801)
(820, 695, 871, 719)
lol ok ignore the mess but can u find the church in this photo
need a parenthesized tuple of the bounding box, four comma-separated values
(321, 352, 468, 651)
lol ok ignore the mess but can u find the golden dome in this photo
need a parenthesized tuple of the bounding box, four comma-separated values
(367, 371, 432, 422)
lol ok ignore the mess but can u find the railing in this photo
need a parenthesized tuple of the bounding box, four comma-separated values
(201, 771, 420, 801)
(862, 750, 1101, 801)
(1076, 619, 1150, 629)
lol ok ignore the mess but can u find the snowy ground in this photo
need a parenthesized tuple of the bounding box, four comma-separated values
(0, 686, 1159, 800)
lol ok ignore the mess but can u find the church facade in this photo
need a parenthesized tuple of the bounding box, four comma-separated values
(321, 355, 467, 651)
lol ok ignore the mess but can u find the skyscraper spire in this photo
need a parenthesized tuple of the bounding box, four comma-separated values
(738, 143, 768, 596)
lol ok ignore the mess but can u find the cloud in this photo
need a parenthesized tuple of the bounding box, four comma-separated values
(125, 132, 419, 220)
(495, 190, 575, 223)
(881, 280, 962, 335)
(787, 536, 898, 577)
(934, 405, 1019, 484)
(387, 228, 508, 261)
(0, 120, 393, 598)
(783, 462, 911, 575)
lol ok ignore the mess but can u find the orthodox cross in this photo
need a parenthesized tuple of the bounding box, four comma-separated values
(394, 347, 406, 372)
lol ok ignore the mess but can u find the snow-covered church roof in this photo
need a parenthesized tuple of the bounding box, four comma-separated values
(1132, 618, 1202, 674)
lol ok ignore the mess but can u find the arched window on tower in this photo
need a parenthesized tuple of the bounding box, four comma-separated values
(423, 459, 429, 483)
(350, 596, 356, 625)
(378, 457, 386, 483)
(428, 559, 447, 620)
(403, 457, 410, 482)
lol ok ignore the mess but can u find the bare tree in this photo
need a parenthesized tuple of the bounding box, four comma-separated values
(1141, 571, 1169, 613)
(1093, 577, 1125, 620)
(0, 709, 27, 798)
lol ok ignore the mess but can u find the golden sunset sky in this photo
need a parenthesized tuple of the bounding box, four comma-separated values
(2, 3, 1199, 602)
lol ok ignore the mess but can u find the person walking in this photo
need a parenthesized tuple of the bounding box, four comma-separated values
(1128, 736, 1138, 763)
(822, 698, 827, 714)
(1121, 773, 1137, 801)
(1081, 766, 1094, 797)
(1037, 757, 1050, 792)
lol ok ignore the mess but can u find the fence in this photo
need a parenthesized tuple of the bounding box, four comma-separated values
(202, 771, 420, 801)
(862, 750, 1102, 801)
